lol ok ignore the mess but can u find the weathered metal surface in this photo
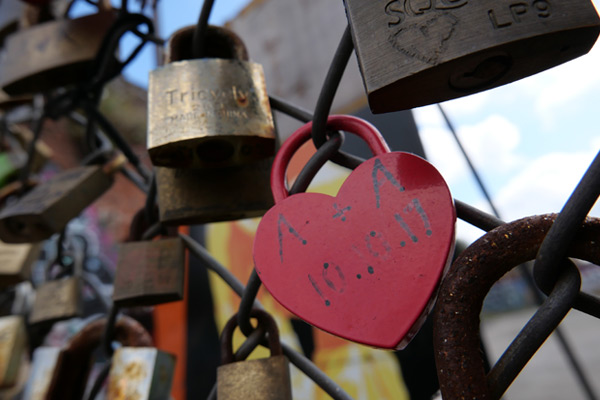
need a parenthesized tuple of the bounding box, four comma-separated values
(22, 347, 61, 400)
(0, 7, 116, 95)
(0, 165, 113, 243)
(0, 316, 26, 388)
(433, 214, 600, 400)
(46, 316, 153, 400)
(0, 241, 40, 286)
(29, 276, 81, 325)
(254, 116, 455, 349)
(107, 347, 176, 400)
(343, 0, 600, 113)
(218, 309, 292, 400)
(156, 157, 274, 225)
(113, 237, 185, 307)
(148, 25, 275, 168)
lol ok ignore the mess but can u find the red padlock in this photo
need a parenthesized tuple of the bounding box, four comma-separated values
(253, 115, 456, 349)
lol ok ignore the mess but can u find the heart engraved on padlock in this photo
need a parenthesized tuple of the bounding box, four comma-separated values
(253, 115, 456, 349)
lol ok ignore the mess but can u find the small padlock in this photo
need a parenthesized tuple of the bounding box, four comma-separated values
(217, 309, 292, 400)
(45, 316, 153, 400)
(344, 0, 600, 113)
(28, 275, 81, 325)
(0, 240, 40, 287)
(113, 237, 185, 307)
(0, 0, 24, 46)
(0, 315, 27, 388)
(0, 161, 117, 243)
(106, 347, 176, 400)
(0, 0, 116, 95)
(156, 156, 274, 225)
(22, 346, 61, 400)
(148, 25, 275, 168)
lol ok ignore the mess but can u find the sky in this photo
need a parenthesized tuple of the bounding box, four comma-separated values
(115, 0, 600, 245)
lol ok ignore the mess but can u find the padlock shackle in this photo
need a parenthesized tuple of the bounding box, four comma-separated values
(271, 115, 390, 203)
(221, 309, 282, 365)
(433, 214, 600, 400)
(167, 25, 249, 63)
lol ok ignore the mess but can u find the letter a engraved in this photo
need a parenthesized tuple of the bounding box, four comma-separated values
(277, 214, 307, 263)
(372, 159, 405, 209)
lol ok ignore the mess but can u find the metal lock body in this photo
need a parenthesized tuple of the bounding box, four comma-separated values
(148, 25, 275, 168)
(0, 241, 40, 287)
(0, 315, 26, 388)
(217, 309, 292, 400)
(113, 237, 185, 307)
(0, 165, 113, 243)
(107, 347, 176, 400)
(22, 347, 61, 400)
(29, 276, 81, 325)
(45, 316, 153, 400)
(344, 0, 600, 113)
(156, 156, 274, 225)
(0, 0, 116, 95)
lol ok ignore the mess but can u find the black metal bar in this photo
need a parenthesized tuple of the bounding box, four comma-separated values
(192, 0, 216, 58)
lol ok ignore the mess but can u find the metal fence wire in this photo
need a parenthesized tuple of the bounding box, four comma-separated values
(3, 0, 600, 399)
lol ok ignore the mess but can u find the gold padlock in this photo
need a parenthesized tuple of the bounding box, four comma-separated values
(113, 237, 185, 307)
(0, 240, 40, 287)
(0, 0, 116, 95)
(29, 275, 82, 325)
(156, 156, 274, 226)
(0, 315, 27, 389)
(0, 162, 116, 243)
(344, 0, 600, 112)
(217, 309, 293, 400)
(148, 25, 275, 168)
(106, 347, 176, 400)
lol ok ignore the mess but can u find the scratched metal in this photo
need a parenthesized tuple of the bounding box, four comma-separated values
(107, 347, 176, 400)
(0, 316, 26, 388)
(0, 241, 40, 287)
(29, 277, 81, 325)
(147, 25, 275, 168)
(343, 0, 600, 112)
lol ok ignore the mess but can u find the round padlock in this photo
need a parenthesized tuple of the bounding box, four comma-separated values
(254, 115, 456, 349)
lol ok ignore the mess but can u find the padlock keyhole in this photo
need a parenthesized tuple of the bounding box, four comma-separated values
(449, 54, 512, 91)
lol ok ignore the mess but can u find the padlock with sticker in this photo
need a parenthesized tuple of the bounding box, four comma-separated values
(254, 115, 456, 349)
(148, 25, 275, 169)
(343, 0, 600, 113)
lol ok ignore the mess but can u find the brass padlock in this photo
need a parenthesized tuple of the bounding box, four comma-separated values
(0, 0, 116, 95)
(45, 316, 153, 400)
(0, 163, 114, 243)
(148, 25, 275, 168)
(217, 309, 293, 400)
(156, 156, 274, 225)
(29, 275, 81, 325)
(0, 0, 24, 46)
(113, 237, 185, 307)
(0, 315, 27, 389)
(0, 240, 40, 287)
(106, 347, 176, 400)
(22, 346, 61, 400)
(344, 0, 600, 113)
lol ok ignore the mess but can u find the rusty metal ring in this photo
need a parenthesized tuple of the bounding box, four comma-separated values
(433, 214, 600, 400)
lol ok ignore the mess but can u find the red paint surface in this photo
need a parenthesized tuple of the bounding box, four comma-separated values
(254, 116, 455, 349)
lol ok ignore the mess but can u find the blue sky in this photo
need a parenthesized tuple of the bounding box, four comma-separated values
(115, 0, 600, 244)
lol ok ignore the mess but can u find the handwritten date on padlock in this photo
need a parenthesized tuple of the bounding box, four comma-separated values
(254, 152, 455, 349)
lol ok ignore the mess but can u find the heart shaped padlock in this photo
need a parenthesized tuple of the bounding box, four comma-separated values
(253, 115, 456, 349)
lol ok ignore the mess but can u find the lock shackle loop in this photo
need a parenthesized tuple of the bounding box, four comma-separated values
(271, 115, 390, 203)
(168, 25, 249, 64)
(45, 315, 152, 400)
(220, 308, 282, 365)
(433, 214, 600, 400)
